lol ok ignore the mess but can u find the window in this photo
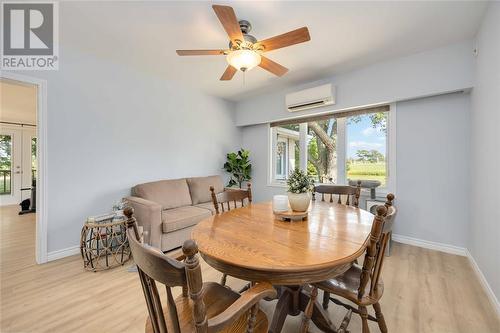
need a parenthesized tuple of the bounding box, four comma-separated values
(307, 118, 337, 183)
(271, 124, 301, 182)
(270, 106, 392, 191)
(346, 113, 387, 187)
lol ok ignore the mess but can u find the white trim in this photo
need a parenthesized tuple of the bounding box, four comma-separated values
(466, 249, 500, 316)
(387, 103, 397, 194)
(336, 117, 347, 185)
(299, 123, 308, 171)
(1, 72, 48, 264)
(47, 245, 80, 262)
(392, 234, 467, 256)
(267, 182, 287, 188)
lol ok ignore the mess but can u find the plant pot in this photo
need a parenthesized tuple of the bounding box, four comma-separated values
(287, 192, 311, 212)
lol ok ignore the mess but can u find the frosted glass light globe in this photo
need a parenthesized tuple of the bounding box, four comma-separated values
(226, 49, 261, 72)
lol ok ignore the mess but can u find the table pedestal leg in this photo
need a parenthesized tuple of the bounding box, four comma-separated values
(269, 286, 338, 333)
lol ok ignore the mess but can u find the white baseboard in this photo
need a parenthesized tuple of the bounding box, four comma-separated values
(392, 233, 467, 256)
(466, 249, 500, 317)
(47, 245, 80, 262)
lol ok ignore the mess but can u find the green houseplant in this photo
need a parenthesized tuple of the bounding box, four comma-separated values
(286, 168, 314, 212)
(223, 149, 252, 188)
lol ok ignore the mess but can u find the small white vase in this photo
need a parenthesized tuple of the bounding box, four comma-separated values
(287, 192, 311, 212)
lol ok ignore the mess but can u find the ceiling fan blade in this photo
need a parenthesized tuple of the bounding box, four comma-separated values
(220, 65, 237, 81)
(259, 56, 289, 77)
(258, 27, 310, 52)
(212, 5, 244, 44)
(176, 50, 226, 56)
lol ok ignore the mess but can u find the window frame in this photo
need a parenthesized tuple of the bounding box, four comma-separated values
(275, 136, 288, 181)
(270, 126, 302, 185)
(268, 104, 396, 195)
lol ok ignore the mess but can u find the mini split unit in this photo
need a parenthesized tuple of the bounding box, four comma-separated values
(285, 83, 336, 112)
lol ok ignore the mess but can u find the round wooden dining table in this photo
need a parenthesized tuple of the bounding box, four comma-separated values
(192, 200, 374, 333)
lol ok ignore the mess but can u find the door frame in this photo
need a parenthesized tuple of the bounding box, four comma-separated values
(1, 72, 48, 264)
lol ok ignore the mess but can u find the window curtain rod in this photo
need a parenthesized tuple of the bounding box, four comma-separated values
(0, 121, 36, 127)
(270, 105, 390, 127)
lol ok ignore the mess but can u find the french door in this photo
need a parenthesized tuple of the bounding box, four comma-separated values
(0, 126, 37, 206)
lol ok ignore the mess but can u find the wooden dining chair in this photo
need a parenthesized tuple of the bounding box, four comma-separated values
(210, 184, 252, 287)
(313, 195, 397, 333)
(369, 194, 395, 256)
(312, 181, 361, 207)
(210, 183, 252, 214)
(124, 207, 276, 333)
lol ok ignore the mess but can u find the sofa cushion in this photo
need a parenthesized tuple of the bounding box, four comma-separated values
(194, 202, 217, 214)
(133, 179, 192, 210)
(187, 175, 224, 205)
(162, 206, 211, 233)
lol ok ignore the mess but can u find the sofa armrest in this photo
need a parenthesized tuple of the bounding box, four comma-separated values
(124, 196, 162, 249)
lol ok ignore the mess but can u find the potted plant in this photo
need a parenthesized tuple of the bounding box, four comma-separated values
(223, 149, 252, 188)
(287, 168, 314, 212)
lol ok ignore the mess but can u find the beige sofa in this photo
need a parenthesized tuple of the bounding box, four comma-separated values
(125, 175, 240, 252)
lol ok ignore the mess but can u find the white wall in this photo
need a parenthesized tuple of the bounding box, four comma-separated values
(241, 124, 287, 202)
(242, 92, 471, 248)
(8, 46, 240, 253)
(395, 93, 470, 247)
(236, 41, 474, 126)
(470, 3, 500, 302)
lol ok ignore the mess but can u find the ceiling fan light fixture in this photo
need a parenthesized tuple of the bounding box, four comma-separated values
(226, 49, 261, 72)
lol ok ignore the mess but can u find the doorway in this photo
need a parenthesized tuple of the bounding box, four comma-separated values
(0, 74, 47, 264)
(0, 126, 37, 206)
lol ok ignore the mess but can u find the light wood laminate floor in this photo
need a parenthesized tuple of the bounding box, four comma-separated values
(1, 205, 498, 333)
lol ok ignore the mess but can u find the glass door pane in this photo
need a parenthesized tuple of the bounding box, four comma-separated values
(0, 135, 12, 194)
(31, 137, 37, 185)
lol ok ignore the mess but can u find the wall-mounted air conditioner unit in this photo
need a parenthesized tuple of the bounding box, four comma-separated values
(285, 83, 335, 112)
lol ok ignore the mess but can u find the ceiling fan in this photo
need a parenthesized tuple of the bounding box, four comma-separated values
(176, 5, 311, 81)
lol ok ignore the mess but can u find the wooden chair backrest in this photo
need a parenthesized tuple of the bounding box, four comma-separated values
(210, 183, 252, 214)
(124, 208, 207, 333)
(358, 194, 397, 300)
(312, 181, 361, 207)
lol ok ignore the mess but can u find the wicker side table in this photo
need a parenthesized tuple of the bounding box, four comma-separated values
(80, 217, 131, 271)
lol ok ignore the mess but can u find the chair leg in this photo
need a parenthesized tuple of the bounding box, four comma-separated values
(385, 232, 392, 257)
(373, 302, 388, 333)
(359, 305, 370, 333)
(220, 273, 227, 286)
(300, 287, 318, 333)
(322, 291, 330, 309)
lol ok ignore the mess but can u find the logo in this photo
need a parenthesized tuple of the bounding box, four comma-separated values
(1, 2, 59, 70)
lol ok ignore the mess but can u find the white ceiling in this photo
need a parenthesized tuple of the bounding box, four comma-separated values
(60, 1, 488, 101)
(0, 80, 37, 125)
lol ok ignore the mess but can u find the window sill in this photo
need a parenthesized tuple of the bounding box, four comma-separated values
(267, 182, 288, 189)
